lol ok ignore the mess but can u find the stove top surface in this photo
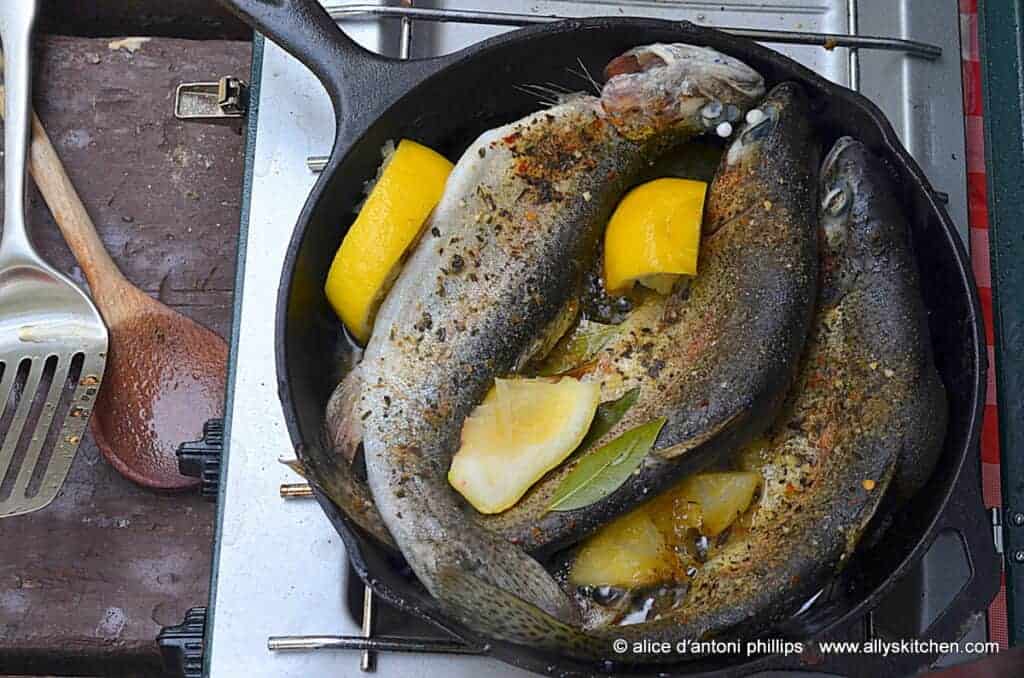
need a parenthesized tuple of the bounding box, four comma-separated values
(208, 2, 982, 676)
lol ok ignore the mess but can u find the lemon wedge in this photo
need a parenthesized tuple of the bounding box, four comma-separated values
(569, 510, 676, 588)
(646, 482, 704, 545)
(569, 471, 760, 587)
(325, 139, 453, 344)
(448, 377, 600, 514)
(603, 177, 707, 295)
(674, 472, 761, 536)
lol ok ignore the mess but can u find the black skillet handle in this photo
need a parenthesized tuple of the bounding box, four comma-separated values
(906, 478, 1002, 647)
(216, 0, 396, 127)
(815, 477, 1002, 676)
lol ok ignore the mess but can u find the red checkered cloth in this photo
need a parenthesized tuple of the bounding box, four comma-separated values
(959, 0, 1007, 650)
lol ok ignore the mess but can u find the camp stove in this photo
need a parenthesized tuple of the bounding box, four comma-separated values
(198, 2, 1000, 676)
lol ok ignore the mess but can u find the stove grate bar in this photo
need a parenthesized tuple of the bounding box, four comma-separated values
(268, 634, 483, 655)
(323, 3, 941, 58)
(303, 1, 941, 174)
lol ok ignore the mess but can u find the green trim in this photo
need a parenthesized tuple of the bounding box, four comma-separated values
(203, 32, 264, 677)
(978, 0, 1024, 647)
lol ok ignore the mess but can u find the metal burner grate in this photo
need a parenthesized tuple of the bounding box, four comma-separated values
(304, 2, 942, 173)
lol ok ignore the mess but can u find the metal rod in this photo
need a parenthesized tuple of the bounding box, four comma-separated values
(268, 634, 481, 654)
(360, 586, 376, 671)
(280, 482, 314, 499)
(308, 3, 941, 173)
(399, 10, 413, 60)
(847, 0, 860, 92)
(323, 4, 941, 59)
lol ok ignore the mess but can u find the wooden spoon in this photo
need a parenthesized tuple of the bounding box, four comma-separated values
(0, 87, 227, 490)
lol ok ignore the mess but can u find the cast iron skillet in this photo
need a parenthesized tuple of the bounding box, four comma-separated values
(220, 1, 999, 674)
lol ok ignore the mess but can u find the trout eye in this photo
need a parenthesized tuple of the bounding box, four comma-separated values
(821, 181, 853, 251)
(823, 183, 851, 217)
(700, 100, 742, 137)
(738, 103, 777, 145)
(725, 104, 776, 165)
(700, 100, 723, 120)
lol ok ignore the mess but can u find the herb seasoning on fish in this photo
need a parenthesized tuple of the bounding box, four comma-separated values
(316, 83, 821, 568)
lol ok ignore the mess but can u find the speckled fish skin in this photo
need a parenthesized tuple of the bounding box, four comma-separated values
(574, 137, 947, 653)
(482, 82, 820, 554)
(817, 139, 947, 503)
(347, 45, 765, 643)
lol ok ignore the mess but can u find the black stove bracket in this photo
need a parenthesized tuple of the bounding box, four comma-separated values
(158, 606, 207, 678)
(177, 418, 224, 500)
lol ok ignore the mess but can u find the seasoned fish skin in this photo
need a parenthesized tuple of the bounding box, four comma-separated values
(314, 47, 770, 554)
(352, 46, 765, 644)
(593, 137, 947, 650)
(818, 138, 947, 502)
(366, 101, 640, 627)
(484, 82, 820, 554)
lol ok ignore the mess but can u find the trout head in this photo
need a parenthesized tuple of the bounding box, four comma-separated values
(820, 137, 907, 295)
(601, 43, 765, 143)
(705, 82, 814, 236)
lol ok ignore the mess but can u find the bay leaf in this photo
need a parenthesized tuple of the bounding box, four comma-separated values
(578, 387, 640, 453)
(547, 417, 666, 513)
(537, 319, 618, 376)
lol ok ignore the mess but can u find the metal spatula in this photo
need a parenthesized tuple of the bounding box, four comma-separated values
(0, 0, 107, 517)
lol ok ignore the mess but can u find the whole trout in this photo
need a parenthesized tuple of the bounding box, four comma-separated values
(351, 45, 765, 641)
(568, 137, 948, 653)
(484, 82, 820, 553)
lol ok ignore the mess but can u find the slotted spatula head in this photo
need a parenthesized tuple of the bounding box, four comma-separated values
(0, 0, 108, 517)
(0, 265, 107, 516)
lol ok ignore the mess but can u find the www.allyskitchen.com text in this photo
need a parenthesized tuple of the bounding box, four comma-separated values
(613, 637, 1001, 657)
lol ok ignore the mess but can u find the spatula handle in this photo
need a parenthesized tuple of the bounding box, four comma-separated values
(0, 0, 38, 260)
(0, 86, 128, 298)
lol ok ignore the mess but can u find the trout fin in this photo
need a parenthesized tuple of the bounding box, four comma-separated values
(325, 367, 365, 464)
(434, 566, 610, 659)
(315, 366, 399, 550)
